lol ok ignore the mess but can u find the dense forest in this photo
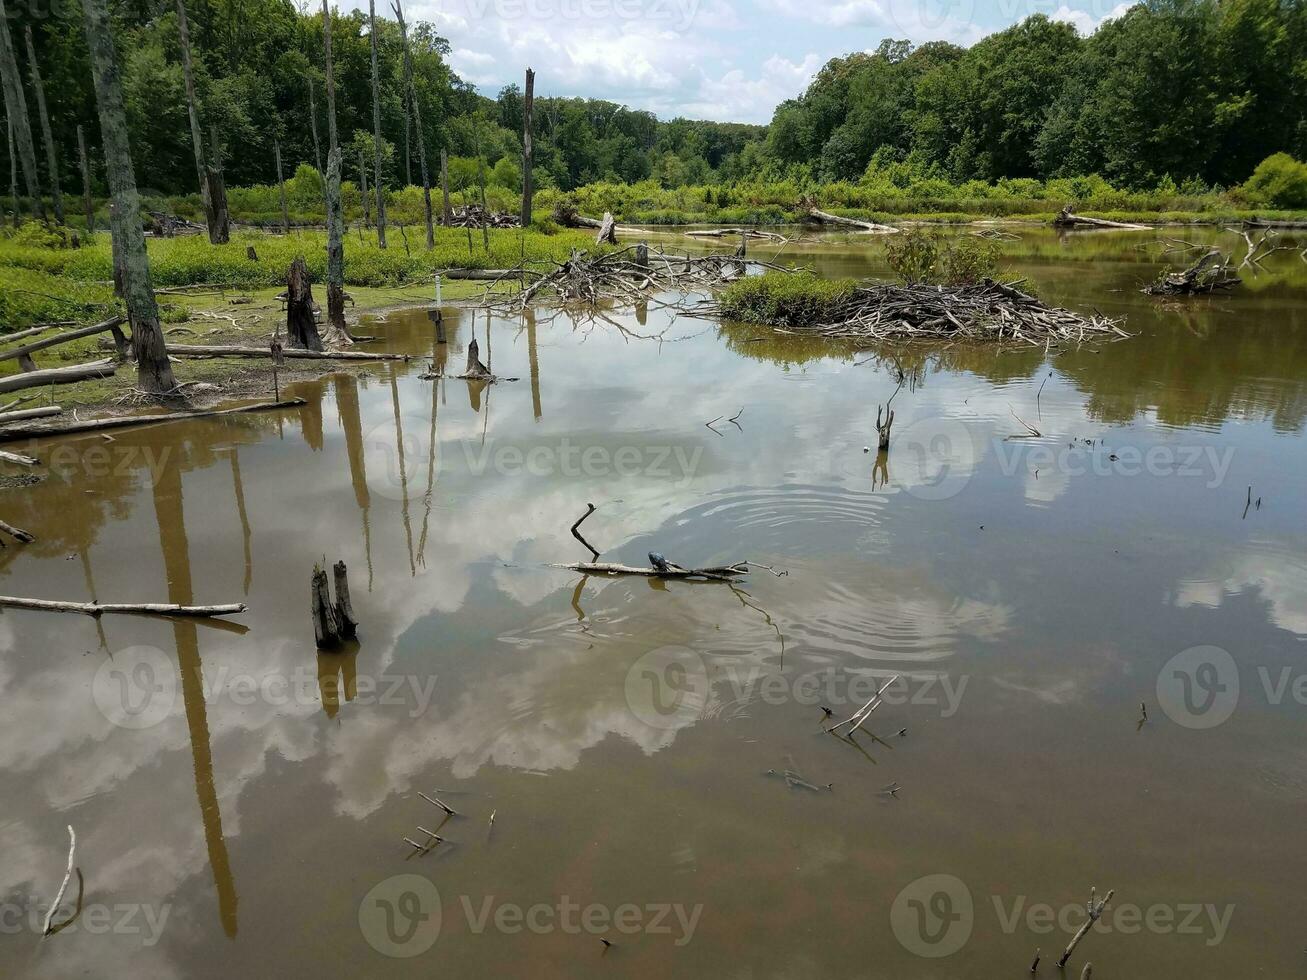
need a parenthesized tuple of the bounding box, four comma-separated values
(3, 0, 1306, 211)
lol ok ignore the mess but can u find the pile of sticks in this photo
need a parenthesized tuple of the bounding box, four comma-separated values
(1144, 249, 1241, 295)
(697, 278, 1128, 346)
(487, 246, 777, 311)
(446, 204, 519, 228)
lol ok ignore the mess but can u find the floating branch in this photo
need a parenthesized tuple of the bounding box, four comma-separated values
(41, 825, 76, 937)
(0, 596, 245, 618)
(418, 792, 458, 815)
(802, 203, 898, 234)
(826, 675, 899, 734)
(0, 518, 35, 543)
(0, 448, 38, 467)
(570, 502, 600, 560)
(553, 560, 749, 582)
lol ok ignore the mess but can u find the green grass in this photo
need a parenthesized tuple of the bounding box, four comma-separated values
(718, 272, 857, 328)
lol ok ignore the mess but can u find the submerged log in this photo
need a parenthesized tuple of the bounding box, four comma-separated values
(0, 595, 245, 617)
(0, 359, 116, 394)
(553, 560, 748, 582)
(1144, 249, 1241, 295)
(167, 344, 405, 361)
(312, 564, 342, 649)
(0, 518, 35, 542)
(0, 397, 306, 442)
(1053, 206, 1147, 230)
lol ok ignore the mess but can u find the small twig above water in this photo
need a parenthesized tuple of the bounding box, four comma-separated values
(42, 825, 76, 937)
(570, 502, 600, 560)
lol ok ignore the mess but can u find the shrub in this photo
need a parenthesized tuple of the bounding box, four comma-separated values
(883, 228, 998, 285)
(1242, 153, 1307, 209)
(718, 271, 856, 327)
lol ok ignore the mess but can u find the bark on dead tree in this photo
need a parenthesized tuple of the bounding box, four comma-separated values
(274, 137, 289, 234)
(0, 0, 43, 221)
(358, 146, 370, 229)
(7, 116, 19, 227)
(175, 0, 213, 238)
(595, 211, 617, 245)
(81, 0, 176, 393)
(286, 257, 324, 351)
(320, 0, 350, 343)
(368, 0, 387, 248)
(393, 0, 434, 248)
(205, 165, 230, 244)
(76, 125, 93, 232)
(311, 564, 342, 649)
(440, 148, 451, 225)
(23, 27, 63, 224)
(521, 67, 534, 227)
(333, 560, 357, 638)
(464, 337, 490, 378)
(307, 76, 325, 193)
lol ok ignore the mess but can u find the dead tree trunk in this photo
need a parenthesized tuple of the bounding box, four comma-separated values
(81, 0, 176, 393)
(274, 136, 289, 234)
(320, 0, 350, 343)
(1053, 206, 1147, 230)
(311, 564, 342, 649)
(358, 147, 370, 228)
(393, 0, 433, 248)
(440, 148, 451, 225)
(76, 124, 93, 232)
(307, 76, 324, 195)
(595, 211, 617, 245)
(285, 256, 324, 351)
(204, 124, 230, 243)
(333, 560, 357, 638)
(474, 122, 489, 251)
(0, 0, 44, 221)
(521, 67, 534, 227)
(7, 117, 18, 227)
(175, 0, 213, 239)
(464, 337, 490, 379)
(368, 0, 387, 248)
(23, 28, 63, 224)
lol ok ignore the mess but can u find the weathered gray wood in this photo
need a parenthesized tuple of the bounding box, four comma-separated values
(0, 396, 306, 441)
(0, 406, 60, 422)
(440, 148, 451, 225)
(521, 67, 534, 227)
(464, 336, 490, 378)
(0, 0, 44, 221)
(286, 256, 324, 351)
(1053, 206, 1146, 230)
(168, 344, 404, 361)
(0, 358, 116, 394)
(320, 0, 350, 343)
(333, 560, 357, 638)
(0, 518, 34, 541)
(595, 212, 617, 245)
(0, 448, 38, 467)
(0, 315, 124, 365)
(76, 125, 93, 232)
(806, 206, 897, 233)
(274, 137, 289, 234)
(204, 123, 230, 244)
(312, 565, 341, 648)
(393, 0, 433, 247)
(23, 27, 63, 224)
(552, 561, 748, 582)
(81, 0, 177, 393)
(7, 116, 19, 227)
(175, 0, 212, 236)
(368, 0, 387, 248)
(0, 595, 245, 617)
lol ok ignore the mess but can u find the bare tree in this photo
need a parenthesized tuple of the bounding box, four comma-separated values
(320, 0, 350, 343)
(274, 136, 289, 234)
(80, 0, 177, 393)
(7, 115, 19, 227)
(521, 67, 534, 227)
(368, 0, 387, 247)
(76, 124, 93, 232)
(393, 0, 432, 247)
(23, 28, 63, 223)
(0, 0, 43, 221)
(174, 0, 214, 238)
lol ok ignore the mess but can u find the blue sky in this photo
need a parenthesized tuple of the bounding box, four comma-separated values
(380, 0, 1134, 123)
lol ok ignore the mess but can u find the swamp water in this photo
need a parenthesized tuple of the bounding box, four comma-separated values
(1, 228, 1305, 977)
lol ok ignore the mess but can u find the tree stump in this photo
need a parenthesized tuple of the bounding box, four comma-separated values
(595, 212, 617, 245)
(204, 165, 230, 244)
(465, 337, 490, 378)
(246, 245, 258, 262)
(311, 565, 342, 649)
(333, 560, 358, 639)
(286, 257, 324, 351)
(635, 241, 648, 268)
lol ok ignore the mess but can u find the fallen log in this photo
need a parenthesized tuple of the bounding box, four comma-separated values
(553, 560, 749, 582)
(442, 268, 522, 280)
(0, 595, 245, 617)
(0, 406, 61, 422)
(0, 321, 77, 344)
(0, 359, 117, 394)
(1053, 206, 1148, 231)
(0, 316, 126, 369)
(1144, 249, 1240, 295)
(805, 206, 898, 234)
(167, 344, 406, 361)
(0, 397, 307, 443)
(0, 449, 39, 466)
(0, 519, 35, 542)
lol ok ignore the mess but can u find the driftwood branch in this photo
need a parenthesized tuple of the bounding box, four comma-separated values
(570, 502, 600, 560)
(553, 561, 748, 582)
(0, 398, 307, 443)
(0, 359, 117, 394)
(0, 518, 35, 543)
(41, 825, 75, 937)
(804, 205, 898, 234)
(1057, 887, 1114, 968)
(0, 596, 245, 617)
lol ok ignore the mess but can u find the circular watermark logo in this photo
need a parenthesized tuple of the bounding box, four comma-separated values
(894, 418, 977, 501)
(92, 645, 177, 729)
(358, 874, 442, 957)
(623, 645, 710, 730)
(362, 415, 439, 503)
(1156, 645, 1239, 729)
(891, 873, 973, 957)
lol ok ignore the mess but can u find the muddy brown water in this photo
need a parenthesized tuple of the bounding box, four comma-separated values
(1, 228, 1305, 977)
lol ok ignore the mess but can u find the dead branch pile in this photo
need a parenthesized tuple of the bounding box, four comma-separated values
(445, 204, 519, 228)
(487, 246, 772, 311)
(146, 211, 205, 236)
(699, 278, 1128, 346)
(1144, 250, 1241, 295)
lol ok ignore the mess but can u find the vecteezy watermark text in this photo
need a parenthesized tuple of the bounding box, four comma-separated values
(0, 899, 171, 946)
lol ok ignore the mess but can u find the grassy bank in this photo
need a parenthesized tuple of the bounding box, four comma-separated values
(0, 225, 604, 329)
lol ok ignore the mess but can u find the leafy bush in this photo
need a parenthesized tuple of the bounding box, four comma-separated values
(718, 272, 856, 327)
(1242, 154, 1307, 209)
(883, 228, 999, 285)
